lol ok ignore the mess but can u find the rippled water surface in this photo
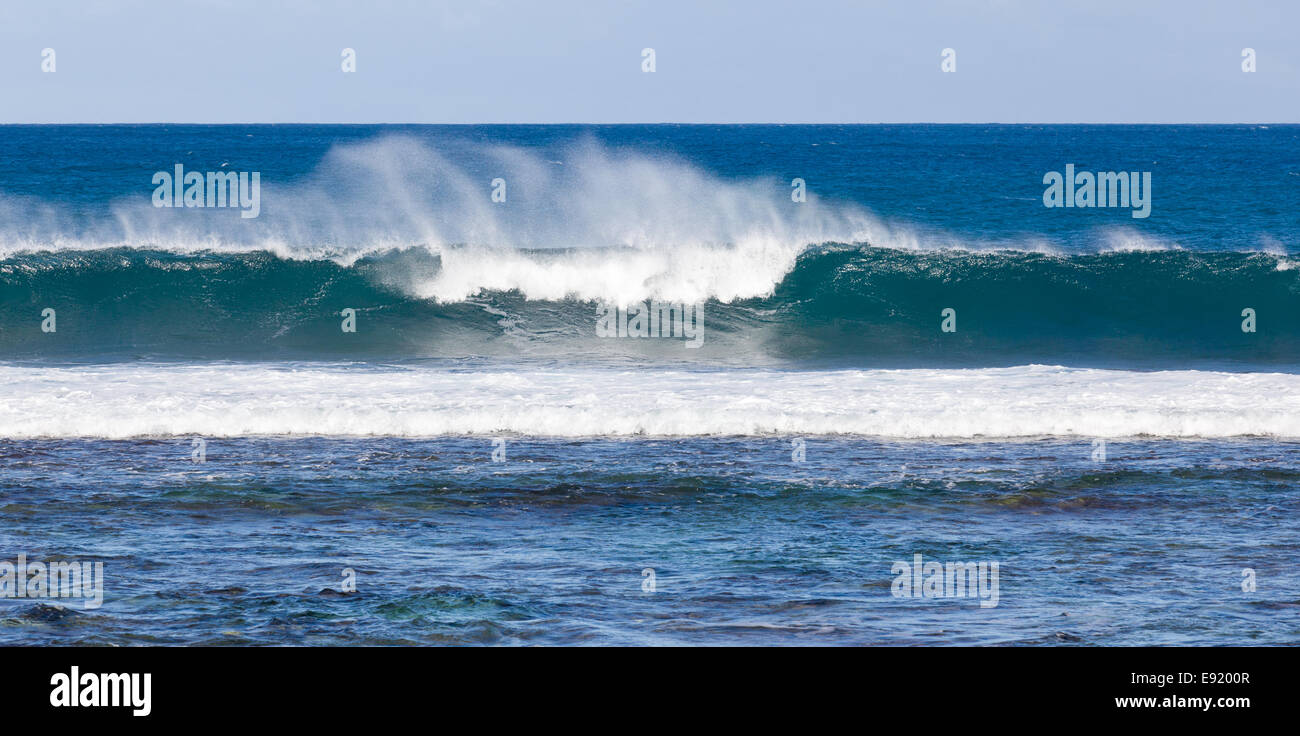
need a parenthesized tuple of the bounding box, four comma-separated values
(2, 437, 1295, 645)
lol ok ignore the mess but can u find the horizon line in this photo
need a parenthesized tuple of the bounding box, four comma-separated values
(2, 121, 1298, 126)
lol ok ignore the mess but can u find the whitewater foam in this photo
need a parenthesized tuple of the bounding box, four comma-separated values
(3, 363, 1299, 439)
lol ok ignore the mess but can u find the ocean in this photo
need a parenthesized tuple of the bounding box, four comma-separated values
(1, 124, 1298, 645)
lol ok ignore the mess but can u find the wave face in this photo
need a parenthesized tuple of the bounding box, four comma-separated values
(3, 363, 1299, 439)
(2, 246, 1299, 366)
(2, 128, 1298, 367)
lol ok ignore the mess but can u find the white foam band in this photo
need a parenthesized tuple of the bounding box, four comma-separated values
(3, 363, 1299, 439)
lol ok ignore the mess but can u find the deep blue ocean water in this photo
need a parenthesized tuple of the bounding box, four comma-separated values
(2, 436, 1297, 645)
(1, 125, 1298, 644)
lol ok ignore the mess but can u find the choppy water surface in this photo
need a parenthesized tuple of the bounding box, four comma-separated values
(2, 437, 1295, 645)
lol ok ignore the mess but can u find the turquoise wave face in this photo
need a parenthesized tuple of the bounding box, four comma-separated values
(3, 245, 1298, 368)
(2, 125, 1298, 367)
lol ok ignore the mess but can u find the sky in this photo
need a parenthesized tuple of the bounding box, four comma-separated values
(0, 0, 1296, 123)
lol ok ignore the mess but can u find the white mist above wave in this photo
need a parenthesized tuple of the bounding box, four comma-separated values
(0, 136, 882, 303)
(1, 136, 1222, 304)
(3, 363, 1299, 439)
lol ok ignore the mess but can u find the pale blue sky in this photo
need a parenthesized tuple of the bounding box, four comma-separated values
(1, 0, 1295, 123)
